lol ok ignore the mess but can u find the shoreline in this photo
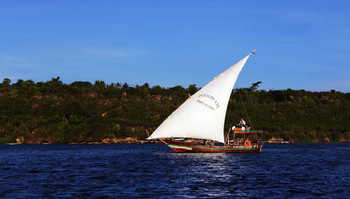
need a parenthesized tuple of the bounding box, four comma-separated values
(4, 140, 349, 145)
(4, 137, 160, 145)
(3, 136, 350, 145)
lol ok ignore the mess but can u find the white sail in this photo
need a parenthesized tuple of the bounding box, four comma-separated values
(147, 52, 254, 143)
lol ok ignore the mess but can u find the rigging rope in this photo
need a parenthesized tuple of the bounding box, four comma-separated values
(238, 89, 254, 129)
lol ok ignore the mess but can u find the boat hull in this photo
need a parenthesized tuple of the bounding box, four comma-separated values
(163, 140, 262, 153)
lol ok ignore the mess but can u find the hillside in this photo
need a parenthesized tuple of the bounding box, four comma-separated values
(0, 77, 349, 144)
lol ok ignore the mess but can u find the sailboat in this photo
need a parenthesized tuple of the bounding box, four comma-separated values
(147, 51, 263, 153)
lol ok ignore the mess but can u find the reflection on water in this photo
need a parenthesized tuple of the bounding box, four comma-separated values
(161, 152, 264, 198)
(0, 143, 349, 198)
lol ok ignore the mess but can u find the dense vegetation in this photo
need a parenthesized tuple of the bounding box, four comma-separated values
(0, 77, 349, 144)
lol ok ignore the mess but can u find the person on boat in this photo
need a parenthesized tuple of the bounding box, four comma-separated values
(239, 118, 246, 130)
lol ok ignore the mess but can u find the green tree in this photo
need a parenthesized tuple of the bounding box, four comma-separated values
(187, 84, 198, 95)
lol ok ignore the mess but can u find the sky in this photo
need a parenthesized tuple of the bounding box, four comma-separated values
(1, 0, 349, 92)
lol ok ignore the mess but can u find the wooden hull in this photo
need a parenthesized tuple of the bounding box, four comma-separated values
(162, 140, 263, 153)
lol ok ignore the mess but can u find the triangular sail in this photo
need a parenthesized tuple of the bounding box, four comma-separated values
(148, 52, 254, 143)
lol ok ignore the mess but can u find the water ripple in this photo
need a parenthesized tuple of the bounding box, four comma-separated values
(0, 143, 349, 198)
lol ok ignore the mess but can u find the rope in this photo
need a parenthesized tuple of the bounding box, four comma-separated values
(238, 89, 254, 129)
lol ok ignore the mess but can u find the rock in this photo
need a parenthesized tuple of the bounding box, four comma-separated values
(16, 136, 24, 144)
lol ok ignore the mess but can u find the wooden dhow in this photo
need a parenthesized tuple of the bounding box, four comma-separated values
(148, 51, 263, 153)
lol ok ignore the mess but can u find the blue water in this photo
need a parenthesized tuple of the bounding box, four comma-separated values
(0, 143, 349, 198)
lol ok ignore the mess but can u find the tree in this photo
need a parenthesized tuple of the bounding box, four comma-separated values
(71, 81, 93, 88)
(112, 123, 121, 137)
(48, 76, 63, 86)
(122, 82, 129, 89)
(250, 81, 262, 91)
(2, 78, 11, 86)
(187, 84, 198, 95)
(142, 83, 149, 89)
(94, 80, 106, 88)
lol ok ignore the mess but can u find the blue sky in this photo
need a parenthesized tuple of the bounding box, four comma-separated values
(1, 0, 349, 92)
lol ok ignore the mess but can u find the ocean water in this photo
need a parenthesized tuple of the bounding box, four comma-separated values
(0, 143, 349, 198)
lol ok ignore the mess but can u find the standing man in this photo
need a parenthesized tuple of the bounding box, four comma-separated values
(239, 118, 246, 130)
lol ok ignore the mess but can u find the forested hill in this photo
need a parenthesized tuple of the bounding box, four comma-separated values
(1, 77, 349, 144)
